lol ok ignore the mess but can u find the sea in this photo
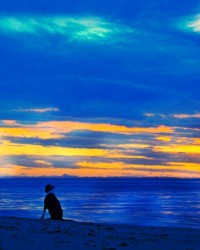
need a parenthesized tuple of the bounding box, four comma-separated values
(1, 177, 200, 228)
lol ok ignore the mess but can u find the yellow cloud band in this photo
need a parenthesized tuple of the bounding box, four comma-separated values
(0, 140, 107, 157)
(0, 120, 174, 139)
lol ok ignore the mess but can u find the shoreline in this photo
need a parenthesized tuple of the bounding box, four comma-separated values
(1, 217, 200, 249)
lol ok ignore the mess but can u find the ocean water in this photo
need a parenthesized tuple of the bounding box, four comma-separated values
(1, 177, 200, 228)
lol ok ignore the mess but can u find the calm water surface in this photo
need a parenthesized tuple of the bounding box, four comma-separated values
(1, 177, 200, 228)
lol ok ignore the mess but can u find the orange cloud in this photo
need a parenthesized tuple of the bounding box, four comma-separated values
(10, 166, 200, 177)
(0, 121, 174, 141)
(77, 160, 200, 171)
(70, 160, 200, 177)
(193, 138, 200, 145)
(2, 159, 200, 178)
(0, 140, 150, 161)
(0, 163, 159, 177)
(4, 165, 71, 177)
(0, 165, 15, 176)
(77, 161, 125, 170)
(1, 119, 199, 178)
(169, 162, 200, 172)
(36, 121, 174, 135)
(0, 127, 63, 139)
(0, 140, 108, 157)
(65, 161, 200, 177)
(1, 120, 18, 125)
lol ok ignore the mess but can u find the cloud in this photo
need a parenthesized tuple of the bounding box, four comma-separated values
(143, 113, 200, 129)
(178, 12, 200, 37)
(144, 113, 167, 118)
(0, 120, 174, 142)
(34, 159, 53, 167)
(153, 144, 200, 154)
(0, 120, 18, 126)
(144, 112, 200, 120)
(15, 107, 59, 113)
(173, 113, 200, 118)
(75, 160, 200, 177)
(4, 155, 81, 169)
(183, 14, 200, 33)
(35, 121, 174, 135)
(0, 127, 63, 139)
(144, 113, 155, 117)
(0, 140, 108, 157)
(155, 136, 171, 142)
(0, 15, 133, 45)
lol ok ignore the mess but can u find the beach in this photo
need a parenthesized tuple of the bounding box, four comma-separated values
(0, 217, 200, 250)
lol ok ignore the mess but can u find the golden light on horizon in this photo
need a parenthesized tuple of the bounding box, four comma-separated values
(7, 161, 200, 178)
(0, 120, 200, 178)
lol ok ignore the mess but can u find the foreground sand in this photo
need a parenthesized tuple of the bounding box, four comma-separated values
(0, 217, 200, 250)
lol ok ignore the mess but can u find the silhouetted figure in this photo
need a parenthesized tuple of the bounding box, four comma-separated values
(41, 184, 63, 220)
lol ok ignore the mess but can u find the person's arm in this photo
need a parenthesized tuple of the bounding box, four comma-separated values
(41, 206, 46, 219)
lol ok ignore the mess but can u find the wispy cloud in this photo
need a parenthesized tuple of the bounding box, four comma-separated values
(173, 113, 200, 118)
(0, 15, 133, 44)
(144, 113, 167, 118)
(14, 107, 59, 113)
(184, 14, 200, 32)
(144, 112, 200, 119)
(34, 159, 53, 167)
(178, 13, 200, 34)
(0, 120, 18, 126)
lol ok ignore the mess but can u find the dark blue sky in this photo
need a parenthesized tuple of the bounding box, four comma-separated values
(0, 0, 200, 177)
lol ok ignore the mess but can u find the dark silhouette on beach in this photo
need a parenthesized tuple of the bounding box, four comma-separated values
(41, 184, 63, 220)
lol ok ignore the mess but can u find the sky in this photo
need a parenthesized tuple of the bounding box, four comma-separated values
(0, 0, 200, 177)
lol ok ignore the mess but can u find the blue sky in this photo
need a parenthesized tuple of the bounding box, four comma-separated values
(0, 0, 200, 177)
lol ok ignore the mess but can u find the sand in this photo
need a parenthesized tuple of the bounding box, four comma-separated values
(0, 217, 200, 250)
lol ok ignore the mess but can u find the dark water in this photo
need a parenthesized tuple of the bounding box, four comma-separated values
(1, 177, 200, 228)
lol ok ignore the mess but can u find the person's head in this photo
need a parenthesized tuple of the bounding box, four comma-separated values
(45, 184, 55, 193)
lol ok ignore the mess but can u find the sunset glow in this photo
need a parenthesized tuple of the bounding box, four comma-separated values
(0, 118, 199, 177)
(0, 1, 200, 178)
